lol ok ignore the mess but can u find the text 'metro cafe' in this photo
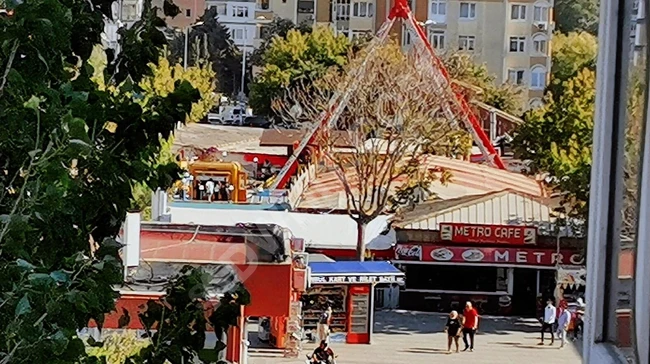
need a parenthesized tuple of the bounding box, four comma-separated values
(393, 219, 585, 316)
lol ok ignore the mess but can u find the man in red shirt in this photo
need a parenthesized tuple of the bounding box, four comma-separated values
(462, 301, 479, 352)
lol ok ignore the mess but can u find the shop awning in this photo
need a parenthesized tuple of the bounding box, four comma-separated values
(308, 261, 405, 285)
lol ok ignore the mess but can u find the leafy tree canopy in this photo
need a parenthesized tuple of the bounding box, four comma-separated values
(0, 0, 241, 362)
(443, 52, 525, 116)
(549, 32, 598, 98)
(249, 26, 350, 117)
(250, 17, 313, 67)
(512, 68, 596, 217)
(554, 0, 599, 35)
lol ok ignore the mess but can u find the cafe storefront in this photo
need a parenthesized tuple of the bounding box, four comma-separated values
(391, 191, 586, 317)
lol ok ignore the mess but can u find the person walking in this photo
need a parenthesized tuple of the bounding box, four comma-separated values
(317, 306, 332, 344)
(462, 301, 479, 352)
(444, 310, 462, 354)
(557, 306, 572, 348)
(539, 298, 556, 346)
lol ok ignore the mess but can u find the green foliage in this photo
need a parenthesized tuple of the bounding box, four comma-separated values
(132, 267, 251, 363)
(250, 18, 313, 67)
(442, 52, 525, 115)
(512, 68, 596, 217)
(549, 32, 598, 98)
(140, 57, 218, 123)
(554, 0, 599, 35)
(249, 26, 351, 117)
(0, 0, 208, 363)
(87, 332, 150, 363)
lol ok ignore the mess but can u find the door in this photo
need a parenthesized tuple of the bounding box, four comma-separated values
(512, 268, 538, 317)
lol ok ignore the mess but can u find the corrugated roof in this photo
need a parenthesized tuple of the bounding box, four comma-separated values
(297, 156, 545, 210)
(395, 189, 556, 233)
(259, 129, 354, 147)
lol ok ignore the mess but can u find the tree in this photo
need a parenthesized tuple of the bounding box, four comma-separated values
(141, 57, 218, 123)
(0, 0, 218, 363)
(168, 8, 243, 96)
(250, 18, 313, 67)
(512, 68, 595, 217)
(275, 43, 462, 260)
(442, 52, 525, 115)
(249, 26, 351, 117)
(554, 0, 599, 35)
(549, 32, 598, 98)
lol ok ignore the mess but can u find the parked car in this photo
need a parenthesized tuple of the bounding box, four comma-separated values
(242, 116, 272, 128)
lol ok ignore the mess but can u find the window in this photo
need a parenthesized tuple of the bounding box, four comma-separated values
(459, 2, 476, 19)
(232, 5, 249, 18)
(509, 36, 526, 52)
(352, 1, 374, 17)
(507, 69, 525, 85)
(458, 35, 475, 51)
(336, 1, 351, 19)
(533, 4, 549, 22)
(429, 30, 445, 49)
(530, 65, 546, 89)
(231, 28, 245, 40)
(211, 4, 227, 15)
(510, 4, 526, 20)
(430, 0, 446, 16)
(532, 33, 548, 54)
(185, 8, 191, 17)
(122, 3, 138, 21)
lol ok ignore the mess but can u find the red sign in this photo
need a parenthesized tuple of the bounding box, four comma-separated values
(394, 244, 584, 267)
(394, 244, 423, 260)
(439, 223, 537, 245)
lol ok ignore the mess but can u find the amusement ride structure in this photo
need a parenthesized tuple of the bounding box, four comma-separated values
(266, 0, 507, 192)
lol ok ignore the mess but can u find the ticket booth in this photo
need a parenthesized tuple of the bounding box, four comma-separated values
(301, 261, 405, 344)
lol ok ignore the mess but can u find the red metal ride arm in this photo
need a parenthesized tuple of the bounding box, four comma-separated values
(268, 0, 505, 192)
(399, 3, 506, 169)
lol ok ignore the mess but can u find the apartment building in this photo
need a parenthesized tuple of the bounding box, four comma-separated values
(280, 0, 552, 109)
(632, 0, 646, 66)
(415, 0, 554, 108)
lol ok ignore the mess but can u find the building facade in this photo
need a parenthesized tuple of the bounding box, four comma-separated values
(256, 0, 553, 109)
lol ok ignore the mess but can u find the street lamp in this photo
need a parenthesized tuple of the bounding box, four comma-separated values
(184, 21, 205, 70)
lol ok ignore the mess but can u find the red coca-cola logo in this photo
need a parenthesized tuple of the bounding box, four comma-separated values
(395, 245, 423, 260)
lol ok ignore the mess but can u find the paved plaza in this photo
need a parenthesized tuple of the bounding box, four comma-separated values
(248, 310, 582, 364)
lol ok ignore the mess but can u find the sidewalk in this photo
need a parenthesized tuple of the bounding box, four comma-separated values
(248, 310, 582, 364)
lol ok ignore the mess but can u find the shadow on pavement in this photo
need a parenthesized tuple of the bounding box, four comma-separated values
(400, 347, 450, 355)
(373, 310, 543, 336)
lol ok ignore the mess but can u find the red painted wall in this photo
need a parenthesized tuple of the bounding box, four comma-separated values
(306, 248, 395, 260)
(240, 153, 289, 166)
(236, 264, 292, 317)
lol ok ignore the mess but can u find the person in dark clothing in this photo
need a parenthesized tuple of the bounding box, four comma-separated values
(445, 310, 462, 353)
(310, 340, 334, 363)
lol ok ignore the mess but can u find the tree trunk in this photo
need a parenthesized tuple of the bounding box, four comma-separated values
(356, 221, 366, 261)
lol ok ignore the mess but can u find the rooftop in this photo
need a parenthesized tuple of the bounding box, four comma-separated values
(296, 156, 546, 210)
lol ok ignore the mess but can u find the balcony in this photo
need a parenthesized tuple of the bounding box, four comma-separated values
(298, 0, 314, 13)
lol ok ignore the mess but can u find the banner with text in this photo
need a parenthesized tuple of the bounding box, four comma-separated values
(439, 223, 538, 245)
(395, 244, 584, 267)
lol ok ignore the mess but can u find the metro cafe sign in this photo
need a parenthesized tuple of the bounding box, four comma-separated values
(439, 223, 538, 245)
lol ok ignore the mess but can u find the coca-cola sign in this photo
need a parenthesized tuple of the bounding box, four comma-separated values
(395, 244, 423, 260)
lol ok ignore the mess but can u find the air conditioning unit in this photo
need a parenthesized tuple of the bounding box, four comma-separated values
(536, 23, 547, 31)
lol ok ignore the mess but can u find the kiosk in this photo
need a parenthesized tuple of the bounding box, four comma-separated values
(303, 261, 405, 344)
